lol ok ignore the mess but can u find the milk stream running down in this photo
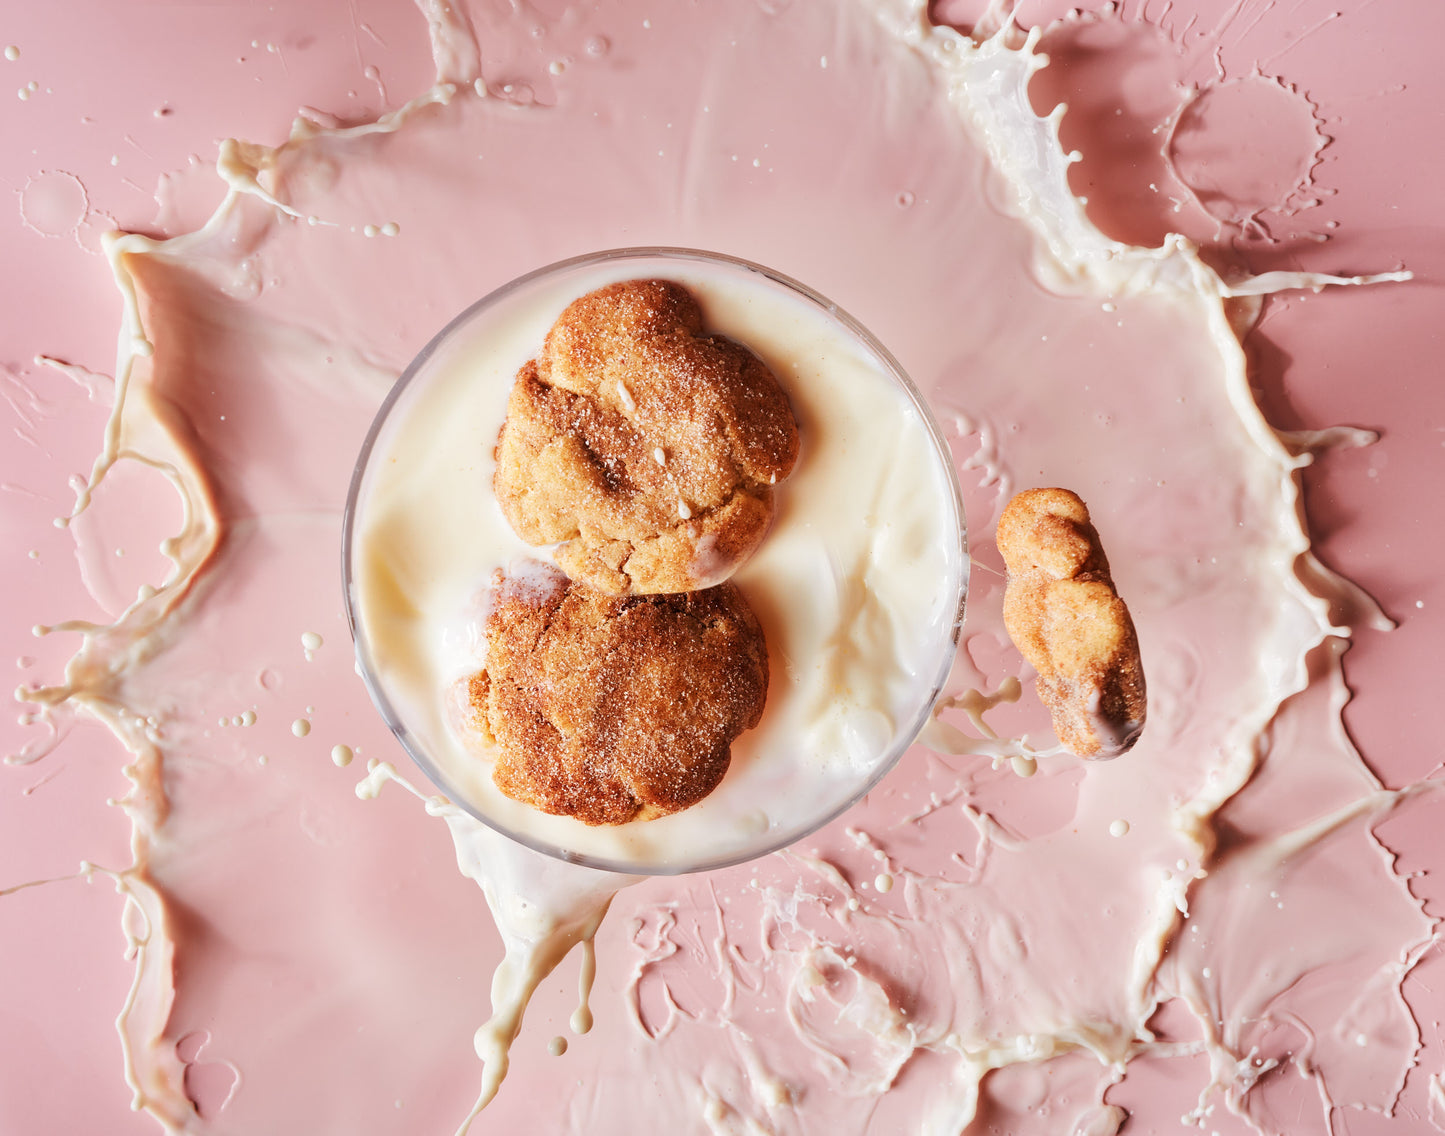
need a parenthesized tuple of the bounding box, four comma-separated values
(347, 250, 967, 873)
(5, 0, 1436, 1134)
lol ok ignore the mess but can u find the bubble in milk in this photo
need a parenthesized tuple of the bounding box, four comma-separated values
(499, 82, 535, 107)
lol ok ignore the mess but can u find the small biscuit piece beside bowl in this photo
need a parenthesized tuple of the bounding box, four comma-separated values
(997, 487, 1146, 759)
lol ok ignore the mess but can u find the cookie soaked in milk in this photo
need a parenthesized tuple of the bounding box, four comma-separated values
(349, 251, 966, 872)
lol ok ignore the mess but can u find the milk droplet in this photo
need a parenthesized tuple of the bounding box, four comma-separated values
(585, 36, 610, 58)
(292, 718, 311, 738)
(1109, 819, 1130, 837)
(874, 873, 894, 893)
(547, 1036, 567, 1056)
(4, 46, 19, 62)
(331, 744, 354, 767)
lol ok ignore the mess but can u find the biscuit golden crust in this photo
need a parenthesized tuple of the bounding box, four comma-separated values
(465, 564, 770, 825)
(493, 279, 799, 595)
(996, 488, 1146, 759)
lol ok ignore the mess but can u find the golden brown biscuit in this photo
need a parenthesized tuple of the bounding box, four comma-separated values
(996, 488, 1146, 759)
(493, 279, 799, 595)
(463, 562, 770, 825)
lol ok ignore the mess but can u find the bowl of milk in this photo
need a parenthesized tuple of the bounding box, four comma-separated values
(344, 248, 968, 873)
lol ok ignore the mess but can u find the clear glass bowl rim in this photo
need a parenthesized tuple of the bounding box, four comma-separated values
(341, 246, 968, 876)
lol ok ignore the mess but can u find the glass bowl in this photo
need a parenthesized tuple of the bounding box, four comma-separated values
(343, 248, 967, 875)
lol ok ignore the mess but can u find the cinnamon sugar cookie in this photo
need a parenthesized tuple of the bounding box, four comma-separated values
(462, 563, 769, 825)
(997, 488, 1146, 759)
(493, 279, 799, 595)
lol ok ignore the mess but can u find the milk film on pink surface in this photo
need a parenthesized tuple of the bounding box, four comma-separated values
(1, 2, 1441, 1134)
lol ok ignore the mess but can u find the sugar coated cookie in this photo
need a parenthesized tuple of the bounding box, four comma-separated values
(462, 563, 770, 825)
(493, 279, 799, 594)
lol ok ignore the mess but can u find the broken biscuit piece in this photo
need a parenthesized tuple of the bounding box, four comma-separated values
(493, 279, 800, 595)
(462, 563, 769, 825)
(996, 488, 1146, 759)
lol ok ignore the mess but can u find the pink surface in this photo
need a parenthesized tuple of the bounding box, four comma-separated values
(3, 2, 1443, 1134)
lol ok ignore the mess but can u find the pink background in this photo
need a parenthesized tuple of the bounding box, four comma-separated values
(2, 1, 1442, 1132)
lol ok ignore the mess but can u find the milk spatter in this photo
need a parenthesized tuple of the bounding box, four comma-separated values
(10, 0, 1433, 1132)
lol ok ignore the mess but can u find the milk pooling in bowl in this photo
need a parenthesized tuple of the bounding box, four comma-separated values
(345, 248, 968, 874)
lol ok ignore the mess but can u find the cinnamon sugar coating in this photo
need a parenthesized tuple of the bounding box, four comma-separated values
(493, 279, 800, 595)
(997, 488, 1146, 759)
(464, 564, 769, 825)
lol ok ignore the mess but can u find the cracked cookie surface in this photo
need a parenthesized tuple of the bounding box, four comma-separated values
(997, 487, 1146, 759)
(493, 279, 799, 595)
(462, 563, 770, 825)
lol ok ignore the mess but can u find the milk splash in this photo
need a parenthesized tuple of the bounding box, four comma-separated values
(355, 761, 634, 1131)
(5, 0, 1433, 1133)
